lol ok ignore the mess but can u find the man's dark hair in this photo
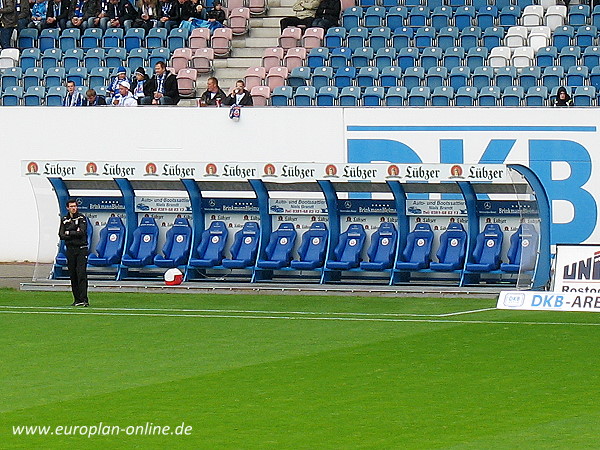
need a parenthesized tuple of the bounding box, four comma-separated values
(208, 76, 219, 85)
(155, 61, 166, 69)
(66, 199, 78, 207)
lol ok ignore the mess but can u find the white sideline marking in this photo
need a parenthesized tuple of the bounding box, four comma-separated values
(0, 309, 599, 327)
(438, 307, 497, 317)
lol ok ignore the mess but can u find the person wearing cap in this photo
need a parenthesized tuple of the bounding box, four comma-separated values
(141, 60, 180, 105)
(112, 80, 137, 106)
(131, 66, 149, 104)
(106, 65, 128, 99)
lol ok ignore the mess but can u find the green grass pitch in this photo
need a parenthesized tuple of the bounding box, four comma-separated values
(1, 288, 600, 449)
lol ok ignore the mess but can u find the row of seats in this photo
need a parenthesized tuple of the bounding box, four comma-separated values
(268, 84, 597, 106)
(55, 217, 538, 282)
(355, 0, 561, 10)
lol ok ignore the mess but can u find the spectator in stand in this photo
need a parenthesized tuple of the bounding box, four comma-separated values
(84, 88, 107, 105)
(67, 0, 98, 29)
(0, 0, 18, 48)
(553, 86, 573, 107)
(88, 0, 109, 29)
(141, 60, 180, 105)
(280, 0, 319, 32)
(112, 80, 138, 106)
(106, 66, 128, 100)
(131, 66, 148, 104)
(199, 76, 226, 106)
(132, 0, 158, 31)
(187, 0, 206, 20)
(42, 0, 70, 29)
(63, 80, 85, 106)
(157, 0, 178, 31)
(223, 80, 253, 106)
(16, 0, 31, 32)
(27, 0, 47, 31)
(206, 0, 225, 26)
(311, 0, 339, 30)
(105, 0, 135, 29)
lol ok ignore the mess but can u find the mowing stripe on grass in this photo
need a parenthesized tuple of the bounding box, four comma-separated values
(437, 307, 497, 317)
(1, 308, 600, 327)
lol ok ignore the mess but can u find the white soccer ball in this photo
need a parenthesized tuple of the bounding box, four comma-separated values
(164, 268, 183, 286)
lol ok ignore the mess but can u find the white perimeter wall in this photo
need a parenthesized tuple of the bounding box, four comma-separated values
(3, 106, 599, 262)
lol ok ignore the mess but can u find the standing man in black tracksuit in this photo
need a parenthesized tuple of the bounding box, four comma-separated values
(59, 199, 89, 307)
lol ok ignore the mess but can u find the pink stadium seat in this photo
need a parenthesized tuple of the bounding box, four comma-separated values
(191, 48, 214, 73)
(266, 66, 289, 90)
(245, 66, 267, 89)
(262, 47, 285, 71)
(341, 0, 355, 11)
(302, 27, 324, 49)
(279, 27, 302, 51)
(176, 68, 198, 98)
(229, 7, 250, 35)
(284, 47, 307, 70)
(248, 0, 267, 15)
(170, 48, 193, 74)
(250, 85, 271, 106)
(211, 28, 233, 57)
(189, 28, 210, 50)
(227, 0, 245, 9)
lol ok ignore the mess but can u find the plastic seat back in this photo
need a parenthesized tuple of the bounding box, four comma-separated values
(433, 222, 467, 269)
(334, 223, 366, 264)
(159, 217, 192, 265)
(467, 223, 503, 271)
(294, 222, 328, 267)
(264, 222, 297, 263)
(365, 222, 397, 268)
(195, 220, 228, 263)
(397, 223, 434, 269)
(91, 216, 125, 264)
(124, 217, 159, 265)
(230, 221, 260, 261)
(502, 223, 539, 271)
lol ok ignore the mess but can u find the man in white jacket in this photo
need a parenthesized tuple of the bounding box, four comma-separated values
(112, 81, 138, 107)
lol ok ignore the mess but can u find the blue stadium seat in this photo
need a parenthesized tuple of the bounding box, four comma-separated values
(465, 46, 488, 70)
(271, 85, 293, 106)
(18, 28, 38, 48)
(502, 85, 524, 106)
(426, 66, 447, 89)
(541, 65, 564, 90)
(465, 224, 504, 273)
(356, 66, 379, 87)
(566, 65, 588, 86)
(290, 222, 328, 270)
(431, 6, 452, 31)
(552, 25, 574, 51)
(558, 46, 581, 69)
(294, 85, 316, 106)
(374, 47, 396, 69)
(575, 25, 595, 48)
(397, 46, 419, 70)
(121, 217, 160, 267)
(124, 27, 145, 51)
(149, 47, 170, 67)
(41, 48, 62, 71)
(63, 48, 84, 71)
(536, 46, 557, 68)
(256, 223, 297, 269)
(392, 26, 413, 50)
(20, 48, 41, 71)
(482, 26, 504, 50)
(593, 5, 600, 28)
(128, 47, 149, 69)
(386, 7, 408, 30)
(420, 46, 442, 71)
(478, 85, 501, 106)
(146, 27, 168, 49)
(81, 27, 102, 50)
(569, 4, 591, 27)
(524, 86, 548, 106)
(448, 65, 470, 89)
(2, 86, 23, 106)
(370, 27, 391, 51)
(153, 218, 193, 268)
(414, 26, 435, 49)
(88, 67, 110, 90)
(307, 47, 329, 67)
(363, 86, 385, 105)
(408, 6, 430, 27)
(288, 66, 311, 86)
(311, 66, 334, 89)
(476, 5, 498, 30)
(408, 86, 430, 105)
(351, 46, 374, 67)
(324, 27, 346, 49)
(437, 26, 458, 50)
(188, 221, 229, 268)
(442, 46, 464, 70)
(167, 27, 189, 51)
(402, 66, 425, 90)
(431, 86, 454, 106)
(459, 26, 481, 49)
(495, 66, 517, 89)
(326, 224, 366, 270)
(339, 86, 361, 105)
(498, 5, 521, 28)
(385, 86, 407, 105)
(330, 46, 352, 68)
(342, 6, 363, 29)
(59, 28, 80, 51)
(39, 28, 59, 51)
(88, 217, 126, 266)
(454, 6, 476, 29)
(221, 222, 260, 269)
(573, 86, 596, 106)
(364, 6, 385, 28)
(46, 86, 67, 106)
(472, 66, 493, 89)
(316, 85, 339, 105)
(333, 66, 356, 88)
(429, 222, 467, 271)
(360, 222, 397, 271)
(455, 86, 478, 106)
(380, 65, 401, 87)
(67, 66, 88, 86)
(23, 67, 44, 90)
(24, 86, 45, 106)
(518, 66, 541, 90)
(582, 45, 600, 68)
(84, 48, 105, 69)
(591, 65, 600, 90)
(395, 223, 434, 271)
(347, 27, 369, 50)
(500, 224, 538, 273)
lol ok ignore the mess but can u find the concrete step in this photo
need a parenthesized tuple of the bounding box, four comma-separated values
(232, 46, 271, 57)
(211, 66, 248, 78)
(248, 27, 282, 38)
(223, 57, 262, 68)
(266, 6, 293, 16)
(250, 16, 284, 28)
(233, 36, 279, 47)
(279, 0, 296, 6)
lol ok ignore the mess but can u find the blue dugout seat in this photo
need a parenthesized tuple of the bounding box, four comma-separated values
(88, 216, 126, 266)
(121, 217, 160, 267)
(326, 223, 366, 270)
(395, 223, 434, 271)
(222, 222, 260, 269)
(429, 222, 467, 272)
(360, 222, 397, 271)
(500, 223, 539, 273)
(188, 220, 228, 268)
(465, 223, 504, 272)
(290, 222, 328, 270)
(154, 217, 192, 268)
(256, 222, 297, 269)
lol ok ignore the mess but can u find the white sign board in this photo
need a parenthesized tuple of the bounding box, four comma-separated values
(552, 244, 600, 293)
(498, 291, 600, 312)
